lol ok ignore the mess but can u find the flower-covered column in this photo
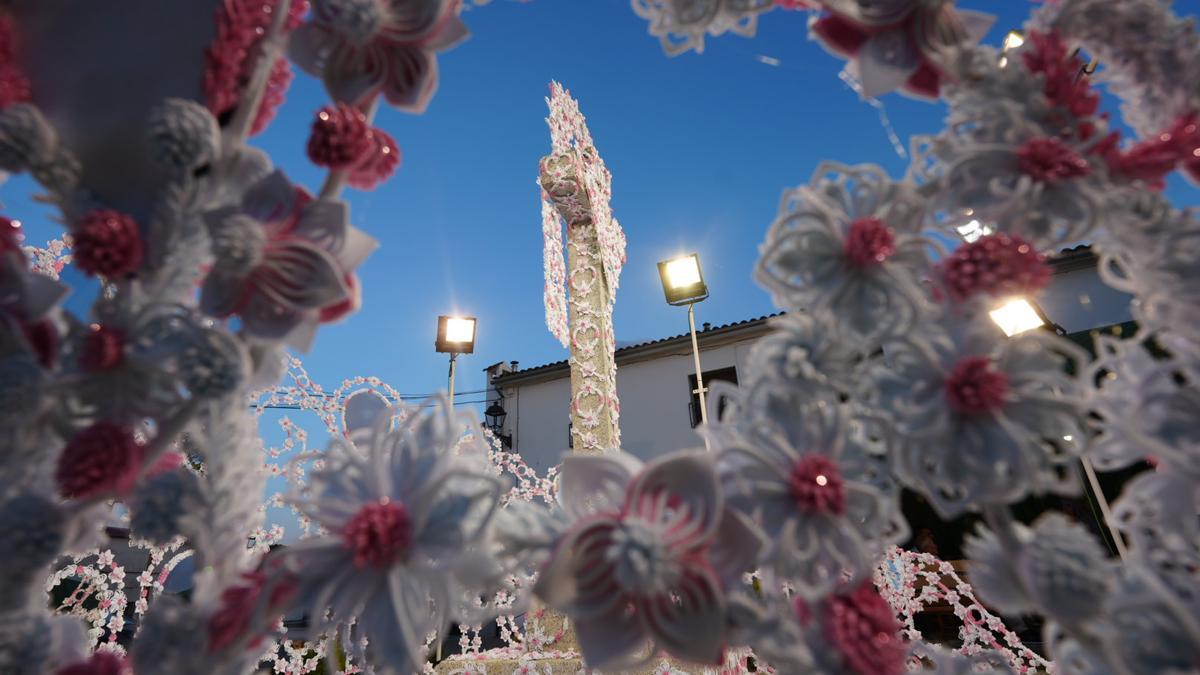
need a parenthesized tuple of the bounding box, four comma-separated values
(538, 82, 625, 455)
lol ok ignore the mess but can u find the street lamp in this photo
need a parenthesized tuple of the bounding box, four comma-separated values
(658, 253, 711, 425)
(483, 400, 511, 449)
(435, 315, 476, 401)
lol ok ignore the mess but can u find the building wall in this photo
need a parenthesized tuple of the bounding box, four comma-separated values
(504, 339, 759, 473)
(501, 262, 1132, 475)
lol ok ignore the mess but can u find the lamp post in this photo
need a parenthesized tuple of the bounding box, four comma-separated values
(435, 315, 476, 401)
(989, 296, 1126, 560)
(658, 253, 711, 425)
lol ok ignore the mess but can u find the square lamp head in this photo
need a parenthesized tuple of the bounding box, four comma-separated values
(658, 254, 709, 306)
(989, 297, 1045, 337)
(436, 315, 477, 354)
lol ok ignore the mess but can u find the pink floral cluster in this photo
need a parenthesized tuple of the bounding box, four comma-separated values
(938, 233, 1051, 303)
(307, 103, 400, 190)
(1022, 30, 1200, 189)
(204, 0, 309, 135)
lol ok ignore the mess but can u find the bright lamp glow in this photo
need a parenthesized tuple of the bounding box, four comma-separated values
(664, 256, 702, 289)
(956, 219, 993, 243)
(1003, 30, 1024, 51)
(989, 298, 1045, 336)
(658, 254, 709, 305)
(445, 317, 475, 343)
(435, 315, 476, 353)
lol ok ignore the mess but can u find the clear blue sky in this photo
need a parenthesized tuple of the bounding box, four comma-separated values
(6, 0, 1198, 410)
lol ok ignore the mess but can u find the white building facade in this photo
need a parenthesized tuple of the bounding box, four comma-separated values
(489, 247, 1132, 474)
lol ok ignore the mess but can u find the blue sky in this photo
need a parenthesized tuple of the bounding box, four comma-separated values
(7, 0, 1198, 412)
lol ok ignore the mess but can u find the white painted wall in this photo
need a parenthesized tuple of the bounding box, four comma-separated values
(504, 339, 758, 474)
(501, 262, 1131, 475)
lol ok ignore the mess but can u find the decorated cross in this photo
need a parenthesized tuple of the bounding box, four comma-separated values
(539, 81, 626, 455)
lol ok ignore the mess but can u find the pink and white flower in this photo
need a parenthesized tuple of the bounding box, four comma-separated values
(533, 450, 764, 671)
(812, 0, 994, 99)
(877, 317, 1086, 517)
(288, 0, 470, 111)
(278, 397, 503, 674)
(756, 162, 931, 343)
(201, 170, 376, 349)
(707, 386, 907, 599)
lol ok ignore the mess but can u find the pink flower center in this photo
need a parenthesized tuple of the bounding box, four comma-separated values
(788, 455, 846, 516)
(55, 422, 144, 499)
(940, 233, 1050, 303)
(1017, 137, 1091, 183)
(307, 103, 374, 171)
(342, 499, 412, 568)
(944, 356, 1008, 415)
(843, 218, 895, 268)
(73, 209, 144, 279)
(55, 652, 130, 675)
(825, 581, 906, 675)
(80, 324, 126, 372)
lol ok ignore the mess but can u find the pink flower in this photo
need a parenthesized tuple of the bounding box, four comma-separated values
(72, 209, 144, 279)
(55, 652, 131, 675)
(22, 318, 59, 368)
(79, 324, 126, 372)
(201, 171, 376, 347)
(788, 455, 846, 516)
(1104, 114, 1200, 190)
(0, 215, 23, 255)
(536, 451, 763, 670)
(204, 0, 308, 135)
(811, 1, 993, 99)
(824, 581, 905, 675)
(307, 102, 374, 170)
(208, 567, 297, 652)
(939, 233, 1050, 303)
(347, 127, 400, 190)
(1017, 137, 1091, 183)
(944, 356, 1009, 415)
(842, 217, 895, 268)
(56, 422, 144, 499)
(342, 498, 412, 568)
(1022, 31, 1100, 122)
(289, 0, 469, 111)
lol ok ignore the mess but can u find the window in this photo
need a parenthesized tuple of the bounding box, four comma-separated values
(688, 367, 738, 427)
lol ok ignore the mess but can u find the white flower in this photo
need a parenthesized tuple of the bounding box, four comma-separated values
(756, 162, 931, 343)
(1085, 333, 1200, 475)
(707, 389, 906, 599)
(631, 0, 775, 56)
(742, 312, 863, 399)
(877, 317, 1085, 517)
(0, 492, 68, 609)
(532, 450, 764, 671)
(965, 513, 1114, 625)
(280, 397, 503, 675)
(130, 469, 202, 546)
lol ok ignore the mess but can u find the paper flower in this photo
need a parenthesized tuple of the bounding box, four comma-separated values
(289, 0, 470, 111)
(756, 162, 930, 342)
(707, 387, 906, 599)
(200, 170, 376, 348)
(631, 0, 777, 56)
(347, 127, 400, 190)
(279, 397, 503, 675)
(966, 513, 1114, 625)
(533, 450, 764, 670)
(877, 318, 1085, 517)
(741, 312, 863, 399)
(812, 0, 994, 99)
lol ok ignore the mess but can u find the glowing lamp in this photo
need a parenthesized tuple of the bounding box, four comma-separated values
(657, 253, 709, 306)
(989, 297, 1045, 336)
(436, 315, 476, 354)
